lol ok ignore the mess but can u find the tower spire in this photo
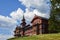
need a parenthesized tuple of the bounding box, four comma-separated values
(21, 15, 26, 27)
(22, 15, 25, 21)
(21, 15, 26, 36)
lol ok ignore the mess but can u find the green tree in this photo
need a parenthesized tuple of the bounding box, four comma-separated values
(49, 0, 60, 33)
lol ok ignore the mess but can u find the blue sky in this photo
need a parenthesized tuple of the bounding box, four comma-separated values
(0, 0, 26, 16)
(0, 0, 51, 40)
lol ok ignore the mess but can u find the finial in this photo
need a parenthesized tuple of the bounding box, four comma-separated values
(35, 14, 37, 16)
(22, 14, 25, 21)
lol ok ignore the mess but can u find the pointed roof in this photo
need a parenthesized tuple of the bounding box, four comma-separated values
(22, 15, 25, 21)
(15, 25, 21, 30)
(21, 15, 26, 27)
(31, 15, 40, 23)
(31, 14, 48, 23)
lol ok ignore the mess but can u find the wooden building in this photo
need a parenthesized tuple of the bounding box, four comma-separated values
(14, 15, 48, 37)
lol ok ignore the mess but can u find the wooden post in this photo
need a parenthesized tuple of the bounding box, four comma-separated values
(36, 23, 40, 35)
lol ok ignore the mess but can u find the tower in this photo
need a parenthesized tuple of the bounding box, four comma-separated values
(21, 15, 26, 27)
(21, 15, 26, 36)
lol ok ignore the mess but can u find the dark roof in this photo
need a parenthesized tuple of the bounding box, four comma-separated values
(31, 15, 48, 23)
(25, 26, 32, 31)
(15, 25, 21, 30)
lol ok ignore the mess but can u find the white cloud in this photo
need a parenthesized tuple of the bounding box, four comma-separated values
(19, 0, 51, 19)
(0, 15, 17, 28)
(24, 9, 50, 21)
(10, 8, 34, 23)
(10, 8, 24, 20)
(0, 15, 17, 40)
(19, 0, 50, 7)
(10, 0, 51, 24)
(10, 8, 50, 23)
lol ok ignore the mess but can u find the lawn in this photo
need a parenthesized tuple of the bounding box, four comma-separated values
(8, 33, 60, 40)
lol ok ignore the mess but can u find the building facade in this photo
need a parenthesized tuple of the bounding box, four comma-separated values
(14, 15, 48, 37)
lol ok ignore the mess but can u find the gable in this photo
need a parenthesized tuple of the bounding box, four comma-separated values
(31, 18, 42, 25)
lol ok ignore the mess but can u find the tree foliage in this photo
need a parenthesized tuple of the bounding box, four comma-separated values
(48, 0, 60, 33)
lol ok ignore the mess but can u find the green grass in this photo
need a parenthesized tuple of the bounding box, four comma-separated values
(8, 33, 60, 40)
